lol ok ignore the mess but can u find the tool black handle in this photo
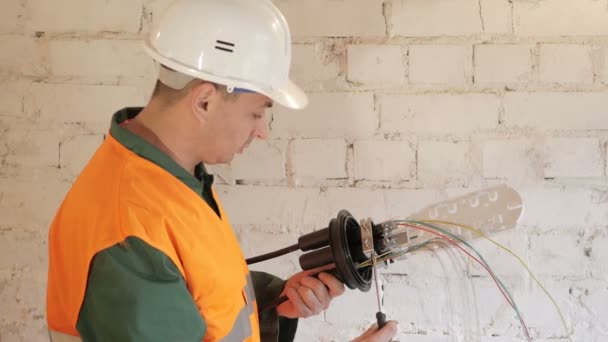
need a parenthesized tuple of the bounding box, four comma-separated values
(376, 311, 387, 329)
(298, 227, 330, 251)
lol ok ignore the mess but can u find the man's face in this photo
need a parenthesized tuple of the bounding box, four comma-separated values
(201, 90, 272, 164)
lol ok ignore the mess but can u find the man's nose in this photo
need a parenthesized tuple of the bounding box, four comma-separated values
(256, 119, 269, 140)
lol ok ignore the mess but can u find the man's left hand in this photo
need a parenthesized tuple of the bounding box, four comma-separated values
(276, 264, 345, 318)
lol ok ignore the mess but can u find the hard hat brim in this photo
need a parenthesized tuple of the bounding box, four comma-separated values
(267, 80, 309, 110)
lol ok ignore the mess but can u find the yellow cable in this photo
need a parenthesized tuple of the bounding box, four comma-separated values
(421, 219, 572, 342)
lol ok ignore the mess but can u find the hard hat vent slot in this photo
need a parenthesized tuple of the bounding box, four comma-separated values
(215, 40, 235, 53)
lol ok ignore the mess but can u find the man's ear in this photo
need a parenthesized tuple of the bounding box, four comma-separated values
(190, 82, 218, 123)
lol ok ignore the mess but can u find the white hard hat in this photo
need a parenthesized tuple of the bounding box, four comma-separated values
(143, 0, 308, 110)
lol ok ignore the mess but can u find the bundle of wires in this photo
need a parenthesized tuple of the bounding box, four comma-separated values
(358, 219, 572, 342)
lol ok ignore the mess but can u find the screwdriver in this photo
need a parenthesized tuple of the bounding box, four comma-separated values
(371, 253, 387, 329)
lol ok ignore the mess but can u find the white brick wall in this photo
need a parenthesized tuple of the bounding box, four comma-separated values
(390, 0, 482, 36)
(539, 44, 594, 85)
(513, 0, 608, 36)
(277, 0, 385, 38)
(230, 139, 287, 183)
(529, 231, 588, 278)
(483, 139, 538, 181)
(379, 94, 499, 134)
(25, 83, 145, 125)
(59, 134, 104, 176)
(600, 47, 608, 85)
(0, 174, 71, 228)
(291, 139, 347, 184)
(418, 141, 470, 187)
(347, 44, 405, 88)
(409, 45, 472, 86)
(479, 0, 512, 34)
(0, 0, 23, 33)
(271, 93, 377, 138)
(290, 44, 341, 90)
(2, 0, 608, 341)
(353, 140, 414, 182)
(0, 35, 44, 77)
(26, 0, 142, 33)
(0, 80, 30, 116)
(504, 92, 608, 130)
(48, 39, 156, 83)
(2, 118, 60, 169)
(544, 138, 603, 178)
(474, 45, 533, 84)
(518, 186, 608, 228)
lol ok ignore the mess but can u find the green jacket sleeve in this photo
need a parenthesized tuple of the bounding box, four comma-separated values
(76, 236, 205, 342)
(250, 271, 299, 342)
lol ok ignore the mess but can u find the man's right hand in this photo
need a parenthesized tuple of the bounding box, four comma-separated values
(352, 321, 398, 342)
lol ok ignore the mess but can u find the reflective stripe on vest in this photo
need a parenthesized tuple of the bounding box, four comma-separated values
(49, 330, 81, 342)
(221, 274, 256, 341)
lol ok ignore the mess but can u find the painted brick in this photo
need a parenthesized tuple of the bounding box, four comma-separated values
(468, 276, 528, 333)
(517, 185, 608, 228)
(291, 139, 347, 184)
(0, 80, 30, 116)
(347, 45, 405, 88)
(143, 0, 175, 28)
(514, 0, 608, 36)
(0, 229, 47, 273)
(390, 0, 482, 37)
(59, 134, 104, 176)
(514, 279, 579, 335)
(0, 174, 71, 228)
(590, 234, 608, 278)
(503, 92, 608, 130)
(418, 141, 470, 187)
(0, 271, 47, 339)
(483, 139, 538, 180)
(276, 0, 386, 38)
(1, 117, 60, 168)
(290, 44, 341, 89)
(480, 0, 512, 34)
(379, 94, 499, 134)
(24, 82, 145, 125)
(540, 45, 593, 85)
(0, 35, 44, 76)
(386, 274, 461, 329)
(0, 0, 23, 33)
(324, 285, 384, 326)
(230, 139, 287, 182)
(383, 188, 443, 219)
(26, 0, 142, 33)
(321, 187, 389, 225)
(602, 47, 608, 84)
(544, 138, 603, 178)
(529, 231, 588, 278)
(409, 45, 471, 85)
(353, 140, 414, 181)
(271, 93, 377, 138)
(49, 39, 155, 81)
(215, 185, 319, 226)
(474, 45, 533, 84)
(579, 283, 608, 336)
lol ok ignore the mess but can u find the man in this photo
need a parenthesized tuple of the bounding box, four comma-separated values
(45, 0, 398, 341)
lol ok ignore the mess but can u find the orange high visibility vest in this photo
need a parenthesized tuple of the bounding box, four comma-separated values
(46, 134, 260, 341)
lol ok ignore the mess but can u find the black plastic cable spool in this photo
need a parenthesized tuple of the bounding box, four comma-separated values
(328, 210, 372, 292)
